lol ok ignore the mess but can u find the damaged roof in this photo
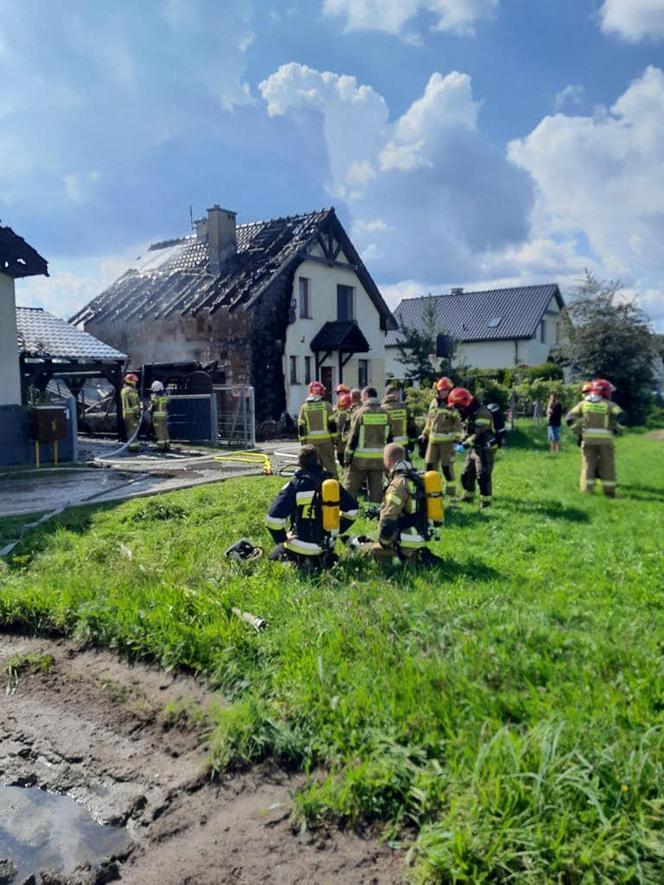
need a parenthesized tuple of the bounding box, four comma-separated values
(385, 284, 563, 346)
(17, 307, 126, 361)
(71, 208, 396, 330)
(0, 226, 48, 279)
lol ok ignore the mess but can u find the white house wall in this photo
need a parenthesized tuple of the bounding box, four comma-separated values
(284, 257, 386, 416)
(0, 274, 22, 405)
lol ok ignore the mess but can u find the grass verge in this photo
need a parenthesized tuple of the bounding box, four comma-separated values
(1, 422, 663, 881)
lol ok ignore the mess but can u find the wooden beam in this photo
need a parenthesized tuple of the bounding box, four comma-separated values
(305, 254, 356, 271)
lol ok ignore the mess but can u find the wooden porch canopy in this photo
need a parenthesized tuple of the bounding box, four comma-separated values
(310, 320, 370, 384)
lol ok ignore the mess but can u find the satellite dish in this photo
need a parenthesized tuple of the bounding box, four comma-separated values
(436, 334, 454, 358)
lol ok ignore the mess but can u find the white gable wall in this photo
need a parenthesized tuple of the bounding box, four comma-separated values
(284, 255, 386, 417)
(0, 273, 22, 405)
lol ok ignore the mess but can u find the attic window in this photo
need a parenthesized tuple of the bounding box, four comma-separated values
(487, 317, 502, 329)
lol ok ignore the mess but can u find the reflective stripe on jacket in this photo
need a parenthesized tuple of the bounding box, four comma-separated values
(567, 397, 622, 445)
(347, 401, 390, 460)
(121, 385, 140, 418)
(298, 398, 334, 441)
(150, 394, 169, 418)
(425, 397, 462, 444)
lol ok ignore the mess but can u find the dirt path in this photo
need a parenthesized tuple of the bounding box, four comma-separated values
(0, 635, 404, 885)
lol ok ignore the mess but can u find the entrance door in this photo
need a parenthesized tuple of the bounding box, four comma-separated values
(320, 365, 334, 402)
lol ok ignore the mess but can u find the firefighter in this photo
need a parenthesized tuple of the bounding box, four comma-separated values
(343, 386, 391, 503)
(382, 385, 417, 456)
(149, 380, 170, 451)
(448, 387, 496, 508)
(362, 443, 440, 566)
(566, 378, 624, 497)
(297, 381, 338, 475)
(336, 383, 350, 403)
(266, 445, 358, 569)
(419, 377, 463, 496)
(334, 391, 353, 466)
(350, 388, 362, 412)
(120, 373, 141, 452)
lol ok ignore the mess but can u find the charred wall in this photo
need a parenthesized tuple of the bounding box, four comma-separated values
(249, 268, 295, 423)
(85, 309, 252, 385)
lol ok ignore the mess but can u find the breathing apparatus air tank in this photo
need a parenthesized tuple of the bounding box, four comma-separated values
(321, 478, 341, 535)
(423, 470, 444, 525)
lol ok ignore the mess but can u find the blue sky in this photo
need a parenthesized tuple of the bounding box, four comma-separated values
(2, 0, 663, 329)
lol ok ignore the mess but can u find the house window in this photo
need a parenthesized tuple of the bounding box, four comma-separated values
(289, 356, 299, 384)
(299, 278, 312, 319)
(337, 285, 354, 321)
(540, 319, 546, 343)
(304, 355, 312, 385)
(358, 359, 369, 389)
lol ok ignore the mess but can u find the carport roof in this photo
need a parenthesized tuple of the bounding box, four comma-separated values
(16, 307, 126, 361)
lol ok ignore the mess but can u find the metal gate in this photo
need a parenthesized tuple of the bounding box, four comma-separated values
(213, 385, 255, 448)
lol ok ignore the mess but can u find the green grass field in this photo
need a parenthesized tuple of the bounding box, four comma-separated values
(1, 423, 663, 882)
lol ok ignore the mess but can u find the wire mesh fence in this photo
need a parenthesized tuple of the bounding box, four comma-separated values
(213, 385, 255, 448)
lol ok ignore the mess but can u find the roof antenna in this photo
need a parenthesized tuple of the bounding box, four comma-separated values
(189, 204, 194, 231)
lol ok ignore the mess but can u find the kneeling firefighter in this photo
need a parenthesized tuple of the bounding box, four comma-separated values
(266, 445, 358, 569)
(364, 443, 443, 565)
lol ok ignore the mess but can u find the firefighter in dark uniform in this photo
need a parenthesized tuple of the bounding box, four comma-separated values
(266, 445, 358, 569)
(419, 377, 463, 496)
(297, 381, 338, 475)
(343, 386, 391, 503)
(566, 378, 624, 496)
(381, 385, 417, 455)
(448, 387, 496, 508)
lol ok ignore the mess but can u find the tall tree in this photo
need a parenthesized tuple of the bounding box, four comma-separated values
(396, 296, 454, 385)
(553, 271, 656, 421)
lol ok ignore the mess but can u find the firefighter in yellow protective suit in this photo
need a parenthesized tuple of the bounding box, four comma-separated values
(343, 386, 391, 502)
(334, 392, 353, 466)
(419, 377, 463, 496)
(120, 373, 141, 452)
(298, 381, 338, 475)
(360, 443, 442, 566)
(566, 378, 624, 496)
(149, 380, 170, 451)
(381, 385, 417, 455)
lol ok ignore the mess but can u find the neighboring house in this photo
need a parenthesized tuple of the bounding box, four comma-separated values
(385, 284, 565, 378)
(72, 206, 396, 422)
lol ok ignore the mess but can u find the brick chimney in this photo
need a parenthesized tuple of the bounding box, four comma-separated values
(206, 205, 237, 273)
(450, 286, 464, 295)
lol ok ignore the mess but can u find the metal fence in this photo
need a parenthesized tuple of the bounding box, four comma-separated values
(213, 385, 255, 448)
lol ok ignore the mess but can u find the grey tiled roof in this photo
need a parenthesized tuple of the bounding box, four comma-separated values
(16, 307, 126, 361)
(385, 284, 563, 346)
(70, 209, 396, 329)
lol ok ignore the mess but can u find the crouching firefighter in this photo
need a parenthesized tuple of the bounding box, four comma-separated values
(366, 443, 443, 566)
(265, 445, 358, 570)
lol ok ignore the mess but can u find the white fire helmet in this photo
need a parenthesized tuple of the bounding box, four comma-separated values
(150, 380, 165, 393)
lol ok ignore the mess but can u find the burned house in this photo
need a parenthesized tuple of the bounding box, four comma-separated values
(72, 206, 397, 422)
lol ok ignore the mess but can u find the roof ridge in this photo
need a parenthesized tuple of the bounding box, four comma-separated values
(16, 305, 45, 312)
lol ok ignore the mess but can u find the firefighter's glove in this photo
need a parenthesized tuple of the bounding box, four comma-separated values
(418, 436, 427, 459)
(337, 451, 345, 467)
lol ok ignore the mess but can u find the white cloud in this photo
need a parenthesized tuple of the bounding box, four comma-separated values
(554, 84, 585, 111)
(508, 66, 664, 328)
(15, 249, 143, 321)
(599, 0, 664, 42)
(322, 0, 499, 36)
(260, 63, 388, 197)
(261, 64, 533, 282)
